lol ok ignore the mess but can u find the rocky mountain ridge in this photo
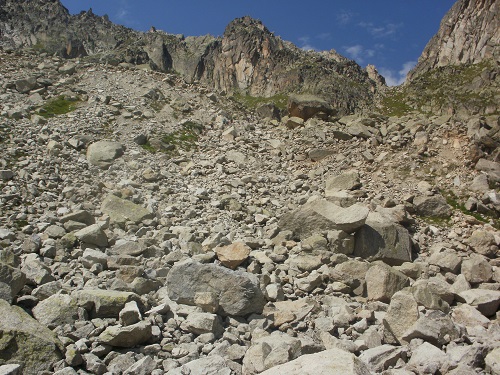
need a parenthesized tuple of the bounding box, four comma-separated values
(0, 1, 380, 115)
(407, 0, 499, 82)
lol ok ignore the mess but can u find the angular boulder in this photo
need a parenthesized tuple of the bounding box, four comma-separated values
(86, 141, 125, 169)
(101, 194, 154, 227)
(73, 289, 142, 318)
(278, 199, 369, 239)
(32, 294, 79, 329)
(0, 299, 62, 374)
(287, 94, 334, 121)
(365, 262, 409, 303)
(413, 195, 452, 219)
(166, 259, 265, 316)
(0, 263, 26, 303)
(98, 321, 152, 348)
(353, 218, 412, 266)
(259, 348, 371, 375)
(243, 332, 302, 374)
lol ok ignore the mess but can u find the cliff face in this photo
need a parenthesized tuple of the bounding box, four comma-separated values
(407, 0, 499, 81)
(0, 2, 379, 115)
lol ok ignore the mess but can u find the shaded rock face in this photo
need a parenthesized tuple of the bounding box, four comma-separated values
(408, 0, 499, 81)
(0, 4, 377, 115)
(166, 260, 266, 316)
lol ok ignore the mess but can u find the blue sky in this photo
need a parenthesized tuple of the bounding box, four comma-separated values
(61, 0, 457, 86)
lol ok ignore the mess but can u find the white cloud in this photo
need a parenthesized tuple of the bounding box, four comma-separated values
(343, 44, 375, 64)
(298, 36, 317, 51)
(358, 22, 402, 38)
(337, 11, 354, 25)
(317, 33, 332, 41)
(379, 60, 417, 86)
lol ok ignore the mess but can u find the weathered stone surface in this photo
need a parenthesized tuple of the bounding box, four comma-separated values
(411, 279, 452, 313)
(278, 199, 368, 239)
(122, 356, 157, 375)
(86, 141, 125, 169)
(0, 263, 26, 303)
(73, 289, 142, 318)
(32, 294, 79, 329)
(407, 0, 500, 81)
(180, 312, 223, 336)
(287, 94, 334, 121)
(485, 347, 500, 375)
(358, 345, 405, 373)
(407, 342, 448, 375)
(325, 170, 361, 192)
(60, 210, 95, 226)
(75, 224, 108, 247)
(259, 348, 371, 375)
(242, 332, 302, 374)
(402, 310, 460, 346)
(475, 158, 500, 182)
(413, 195, 452, 218)
(166, 259, 265, 316)
(98, 321, 152, 347)
(365, 262, 409, 303)
(166, 356, 232, 375)
(215, 241, 251, 269)
(383, 290, 419, 345)
(468, 230, 497, 257)
(461, 254, 493, 284)
(451, 304, 490, 328)
(353, 220, 412, 266)
(101, 194, 154, 226)
(0, 299, 62, 374)
(457, 289, 500, 316)
(0, 364, 21, 375)
(119, 301, 142, 326)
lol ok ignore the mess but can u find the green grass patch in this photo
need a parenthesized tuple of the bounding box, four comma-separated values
(150, 100, 167, 112)
(233, 92, 289, 111)
(141, 142, 156, 154)
(39, 96, 79, 118)
(443, 190, 499, 228)
(161, 121, 203, 153)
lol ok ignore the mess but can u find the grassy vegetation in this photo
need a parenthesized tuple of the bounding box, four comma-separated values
(161, 121, 203, 153)
(233, 92, 289, 111)
(39, 96, 79, 118)
(142, 121, 204, 155)
(443, 190, 500, 228)
(378, 59, 498, 117)
(150, 100, 167, 112)
(141, 142, 156, 154)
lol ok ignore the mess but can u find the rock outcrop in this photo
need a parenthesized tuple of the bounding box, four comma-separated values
(408, 0, 499, 81)
(0, 2, 378, 115)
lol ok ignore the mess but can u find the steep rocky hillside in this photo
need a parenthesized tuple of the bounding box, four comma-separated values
(0, 44, 499, 375)
(378, 0, 499, 118)
(0, 1, 380, 115)
(0, 0, 499, 374)
(407, 0, 499, 81)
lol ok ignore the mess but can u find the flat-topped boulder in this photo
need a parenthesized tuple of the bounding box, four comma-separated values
(278, 198, 369, 239)
(166, 259, 265, 316)
(101, 194, 154, 227)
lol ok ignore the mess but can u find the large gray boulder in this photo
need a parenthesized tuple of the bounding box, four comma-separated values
(32, 294, 79, 329)
(86, 141, 125, 169)
(383, 290, 419, 345)
(287, 94, 335, 121)
(353, 218, 412, 266)
(73, 289, 142, 318)
(166, 259, 265, 316)
(0, 299, 62, 374)
(98, 321, 152, 348)
(258, 348, 371, 375)
(101, 194, 154, 227)
(166, 356, 233, 375)
(242, 332, 302, 374)
(413, 195, 452, 219)
(0, 263, 26, 303)
(278, 199, 369, 239)
(365, 262, 409, 303)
